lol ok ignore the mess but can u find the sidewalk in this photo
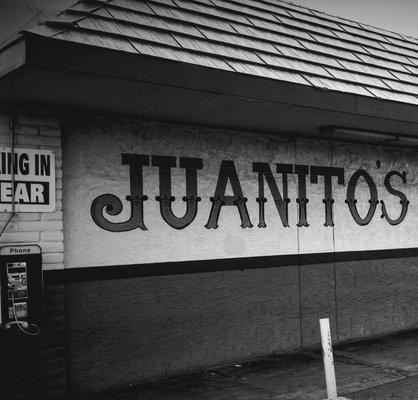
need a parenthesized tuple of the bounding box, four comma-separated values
(83, 329, 418, 400)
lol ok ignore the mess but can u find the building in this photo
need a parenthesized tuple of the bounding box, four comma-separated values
(0, 0, 417, 397)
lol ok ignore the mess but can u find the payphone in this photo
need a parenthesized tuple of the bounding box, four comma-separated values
(0, 245, 43, 397)
(0, 245, 43, 334)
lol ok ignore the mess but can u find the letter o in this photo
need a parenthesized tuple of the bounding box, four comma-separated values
(345, 170, 379, 226)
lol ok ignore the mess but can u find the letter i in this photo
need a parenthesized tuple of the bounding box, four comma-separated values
(35, 154, 39, 175)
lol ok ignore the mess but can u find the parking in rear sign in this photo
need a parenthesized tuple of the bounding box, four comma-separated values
(0, 147, 55, 212)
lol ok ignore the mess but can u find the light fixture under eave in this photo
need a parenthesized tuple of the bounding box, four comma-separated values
(318, 126, 418, 148)
(394, 135, 418, 146)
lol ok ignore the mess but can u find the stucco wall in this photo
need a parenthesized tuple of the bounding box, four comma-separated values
(63, 119, 417, 268)
(62, 118, 418, 393)
(67, 266, 301, 392)
(66, 256, 418, 393)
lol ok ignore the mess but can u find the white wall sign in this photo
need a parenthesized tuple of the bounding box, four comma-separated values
(63, 122, 418, 269)
(0, 147, 55, 212)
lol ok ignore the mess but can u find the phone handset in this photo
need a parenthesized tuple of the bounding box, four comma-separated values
(10, 290, 40, 336)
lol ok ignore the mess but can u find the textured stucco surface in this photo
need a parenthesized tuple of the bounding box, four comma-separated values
(332, 143, 417, 252)
(67, 266, 301, 392)
(300, 262, 337, 347)
(63, 119, 418, 268)
(61, 119, 418, 393)
(337, 257, 418, 341)
(66, 256, 418, 393)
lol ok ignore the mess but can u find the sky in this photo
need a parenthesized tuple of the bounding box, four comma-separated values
(292, 0, 418, 38)
(0, 0, 417, 41)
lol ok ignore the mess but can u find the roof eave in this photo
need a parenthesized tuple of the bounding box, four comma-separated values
(0, 33, 417, 142)
(0, 36, 26, 79)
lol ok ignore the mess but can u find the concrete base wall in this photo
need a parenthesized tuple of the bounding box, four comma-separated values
(65, 256, 418, 394)
(66, 266, 300, 393)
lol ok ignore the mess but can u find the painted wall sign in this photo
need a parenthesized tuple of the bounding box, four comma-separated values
(0, 147, 55, 212)
(91, 156, 409, 231)
(63, 121, 418, 269)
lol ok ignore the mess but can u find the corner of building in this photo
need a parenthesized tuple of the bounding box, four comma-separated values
(0, 108, 67, 399)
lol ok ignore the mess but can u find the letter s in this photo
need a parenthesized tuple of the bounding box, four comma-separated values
(380, 171, 409, 226)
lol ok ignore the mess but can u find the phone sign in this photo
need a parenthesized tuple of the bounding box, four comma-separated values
(0, 246, 42, 256)
(0, 147, 55, 212)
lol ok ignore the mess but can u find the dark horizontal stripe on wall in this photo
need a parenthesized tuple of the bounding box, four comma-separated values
(43, 247, 418, 285)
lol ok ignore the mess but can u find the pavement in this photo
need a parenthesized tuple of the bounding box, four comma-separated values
(350, 375, 418, 399)
(80, 329, 418, 400)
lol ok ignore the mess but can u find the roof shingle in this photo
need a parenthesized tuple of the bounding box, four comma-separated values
(22, 0, 418, 106)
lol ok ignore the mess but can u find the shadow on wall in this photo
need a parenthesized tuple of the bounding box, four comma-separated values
(65, 256, 418, 394)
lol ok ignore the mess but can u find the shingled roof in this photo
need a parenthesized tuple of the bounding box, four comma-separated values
(15, 0, 418, 106)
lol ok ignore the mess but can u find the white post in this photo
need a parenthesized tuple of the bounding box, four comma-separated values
(320, 318, 338, 400)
